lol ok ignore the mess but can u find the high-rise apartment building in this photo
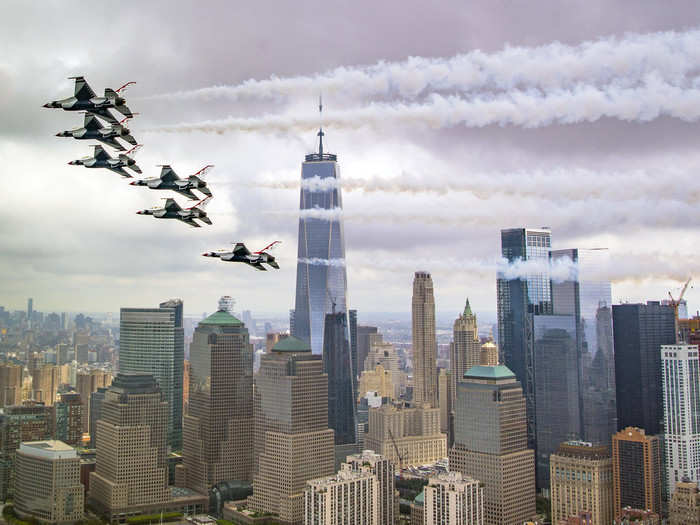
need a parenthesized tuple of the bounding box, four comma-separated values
(357, 326, 378, 375)
(89, 387, 107, 448)
(550, 441, 614, 525)
(32, 364, 60, 405)
(54, 392, 83, 446)
(181, 308, 254, 494)
(612, 427, 662, 516)
(249, 336, 335, 524)
(323, 311, 356, 446)
(449, 364, 535, 525)
(0, 364, 23, 407)
(119, 300, 184, 449)
(661, 344, 700, 490)
(89, 373, 169, 521)
(424, 471, 484, 525)
(77, 369, 112, 434)
(438, 368, 452, 437)
(293, 121, 349, 356)
(0, 401, 52, 500)
(669, 480, 700, 525)
(345, 450, 396, 525)
(365, 402, 446, 468)
(14, 440, 84, 524)
(304, 463, 377, 525)
(450, 299, 481, 405)
(613, 302, 675, 435)
(413, 271, 438, 408)
(480, 342, 499, 366)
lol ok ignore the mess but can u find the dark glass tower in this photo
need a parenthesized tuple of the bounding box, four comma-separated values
(613, 302, 675, 435)
(293, 117, 349, 355)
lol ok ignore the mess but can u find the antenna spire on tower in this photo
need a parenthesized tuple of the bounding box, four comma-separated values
(317, 93, 324, 156)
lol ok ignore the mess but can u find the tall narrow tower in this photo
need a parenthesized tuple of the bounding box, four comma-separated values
(413, 271, 437, 408)
(293, 101, 349, 356)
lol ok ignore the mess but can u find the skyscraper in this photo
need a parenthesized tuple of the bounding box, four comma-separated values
(349, 309, 358, 383)
(613, 302, 675, 435)
(449, 365, 535, 525)
(661, 344, 700, 491)
(612, 427, 662, 516)
(357, 325, 378, 375)
(497, 227, 552, 448)
(119, 300, 184, 449)
(293, 115, 349, 356)
(424, 471, 484, 525)
(181, 307, 254, 494)
(0, 364, 23, 407)
(54, 392, 83, 446)
(412, 271, 437, 408)
(323, 311, 356, 447)
(450, 299, 481, 406)
(345, 450, 397, 525)
(249, 336, 335, 524)
(304, 464, 378, 525)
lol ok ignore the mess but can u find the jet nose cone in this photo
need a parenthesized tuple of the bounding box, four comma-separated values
(67, 161, 76, 165)
(43, 103, 51, 108)
(136, 211, 144, 215)
(129, 181, 136, 185)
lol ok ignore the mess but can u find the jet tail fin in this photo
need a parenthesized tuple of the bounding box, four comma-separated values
(122, 134, 138, 146)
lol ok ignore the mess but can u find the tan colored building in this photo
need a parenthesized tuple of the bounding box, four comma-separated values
(77, 369, 112, 433)
(345, 450, 396, 525)
(14, 440, 84, 524)
(412, 271, 438, 407)
(365, 402, 446, 468)
(0, 363, 23, 407)
(425, 471, 484, 525)
(669, 480, 700, 525)
(450, 299, 481, 405)
(248, 336, 335, 524)
(265, 332, 288, 353)
(438, 368, 452, 435)
(480, 341, 498, 366)
(181, 309, 254, 495)
(449, 365, 535, 525)
(614, 508, 659, 524)
(612, 427, 662, 516)
(32, 364, 60, 405)
(550, 441, 613, 525)
(358, 365, 394, 401)
(89, 373, 170, 522)
(363, 334, 405, 398)
(304, 464, 378, 525)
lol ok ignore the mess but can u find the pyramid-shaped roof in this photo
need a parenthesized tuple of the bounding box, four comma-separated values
(464, 364, 515, 380)
(199, 310, 242, 326)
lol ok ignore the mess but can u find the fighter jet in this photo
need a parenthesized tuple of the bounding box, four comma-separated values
(43, 76, 134, 124)
(202, 241, 281, 271)
(56, 113, 137, 151)
(68, 144, 142, 177)
(137, 196, 213, 228)
(129, 164, 213, 200)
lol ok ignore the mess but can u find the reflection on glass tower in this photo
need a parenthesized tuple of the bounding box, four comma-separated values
(293, 111, 349, 356)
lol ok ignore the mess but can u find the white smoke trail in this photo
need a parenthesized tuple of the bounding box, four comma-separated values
(298, 207, 343, 220)
(148, 77, 700, 134)
(300, 176, 340, 192)
(145, 29, 700, 103)
(298, 257, 346, 267)
(497, 256, 578, 283)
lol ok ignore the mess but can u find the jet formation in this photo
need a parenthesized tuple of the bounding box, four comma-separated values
(202, 241, 281, 271)
(46, 76, 280, 268)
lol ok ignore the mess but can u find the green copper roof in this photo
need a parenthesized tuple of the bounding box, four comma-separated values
(463, 298, 472, 317)
(199, 310, 242, 325)
(272, 335, 311, 352)
(414, 490, 425, 505)
(464, 364, 515, 380)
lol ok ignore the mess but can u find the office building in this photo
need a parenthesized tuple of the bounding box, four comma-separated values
(249, 336, 335, 524)
(612, 427, 662, 516)
(662, 344, 700, 490)
(450, 299, 481, 405)
(14, 440, 84, 524)
(438, 368, 452, 436)
(32, 364, 60, 406)
(413, 271, 438, 408)
(550, 441, 614, 525)
(89, 373, 169, 521)
(0, 401, 52, 500)
(54, 392, 83, 446)
(613, 508, 659, 524)
(77, 369, 112, 434)
(410, 490, 425, 525)
(358, 365, 395, 401)
(365, 403, 446, 468)
(613, 302, 675, 435)
(293, 121, 349, 356)
(424, 471, 484, 525)
(449, 365, 535, 525)
(0, 364, 23, 407)
(181, 307, 254, 494)
(480, 341, 498, 366)
(89, 387, 107, 448)
(669, 479, 700, 525)
(119, 300, 184, 449)
(304, 463, 377, 525)
(357, 326, 378, 375)
(346, 450, 396, 525)
(323, 311, 357, 446)
(349, 309, 358, 386)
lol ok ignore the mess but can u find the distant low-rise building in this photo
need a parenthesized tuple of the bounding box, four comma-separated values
(669, 480, 700, 525)
(614, 508, 660, 525)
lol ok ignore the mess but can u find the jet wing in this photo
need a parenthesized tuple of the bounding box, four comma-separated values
(106, 165, 132, 178)
(174, 188, 199, 200)
(165, 199, 182, 212)
(97, 136, 126, 151)
(92, 145, 110, 161)
(72, 76, 97, 100)
(248, 261, 267, 271)
(178, 217, 201, 228)
(87, 107, 118, 124)
(233, 243, 251, 256)
(83, 113, 103, 130)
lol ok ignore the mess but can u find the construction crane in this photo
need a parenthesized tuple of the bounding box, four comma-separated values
(668, 277, 692, 343)
(388, 427, 404, 467)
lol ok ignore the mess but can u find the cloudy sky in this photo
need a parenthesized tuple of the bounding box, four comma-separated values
(2, 1, 700, 321)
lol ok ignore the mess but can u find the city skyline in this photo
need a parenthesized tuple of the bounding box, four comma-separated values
(2, 2, 700, 316)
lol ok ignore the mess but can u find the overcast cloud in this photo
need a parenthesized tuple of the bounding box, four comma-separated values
(2, 1, 700, 321)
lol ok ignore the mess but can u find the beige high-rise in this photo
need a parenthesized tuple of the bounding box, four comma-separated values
(14, 441, 84, 524)
(358, 365, 395, 401)
(181, 309, 254, 494)
(550, 441, 613, 525)
(669, 480, 700, 525)
(32, 364, 60, 405)
(425, 471, 484, 525)
(365, 402, 446, 468)
(412, 271, 437, 407)
(364, 333, 404, 398)
(438, 368, 452, 435)
(345, 450, 397, 525)
(77, 369, 112, 433)
(89, 373, 169, 522)
(449, 365, 535, 525)
(480, 341, 499, 366)
(0, 364, 23, 407)
(249, 336, 335, 525)
(450, 299, 481, 403)
(304, 464, 378, 525)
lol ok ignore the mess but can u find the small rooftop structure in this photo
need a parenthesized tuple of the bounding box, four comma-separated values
(464, 364, 515, 380)
(271, 335, 311, 353)
(19, 440, 77, 460)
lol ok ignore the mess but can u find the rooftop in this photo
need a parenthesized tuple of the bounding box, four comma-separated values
(199, 309, 242, 326)
(20, 440, 77, 459)
(271, 335, 311, 353)
(464, 364, 515, 380)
